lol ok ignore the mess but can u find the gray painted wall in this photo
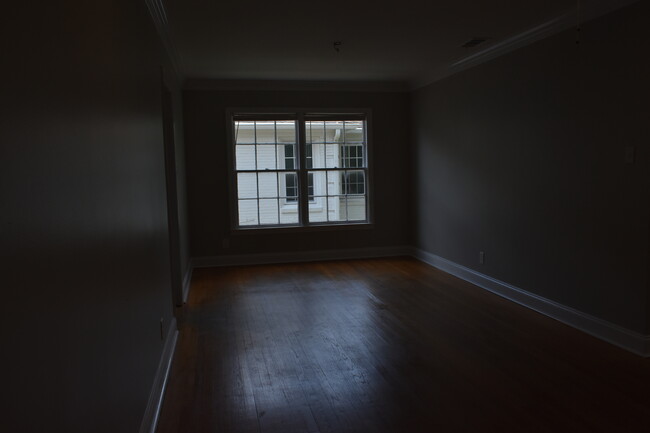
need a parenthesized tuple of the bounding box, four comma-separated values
(2, 1, 187, 431)
(413, 2, 649, 334)
(176, 104, 192, 289)
(184, 89, 413, 257)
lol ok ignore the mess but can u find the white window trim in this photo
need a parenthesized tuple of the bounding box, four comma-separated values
(226, 108, 373, 231)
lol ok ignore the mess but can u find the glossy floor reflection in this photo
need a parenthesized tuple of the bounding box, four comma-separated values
(156, 257, 650, 433)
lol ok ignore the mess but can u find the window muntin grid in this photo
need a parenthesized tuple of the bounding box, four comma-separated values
(232, 115, 368, 228)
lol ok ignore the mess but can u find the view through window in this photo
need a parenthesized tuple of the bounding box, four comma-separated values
(232, 113, 369, 227)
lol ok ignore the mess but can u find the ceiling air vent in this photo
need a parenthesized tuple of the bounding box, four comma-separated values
(462, 38, 488, 48)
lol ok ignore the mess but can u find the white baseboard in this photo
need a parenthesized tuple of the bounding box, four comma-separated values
(139, 317, 179, 433)
(192, 245, 413, 268)
(181, 263, 193, 304)
(413, 248, 650, 357)
(188, 246, 650, 357)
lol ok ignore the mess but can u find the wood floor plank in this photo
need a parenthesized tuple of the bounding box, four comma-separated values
(156, 257, 650, 433)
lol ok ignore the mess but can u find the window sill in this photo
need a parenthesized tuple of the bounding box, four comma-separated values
(232, 222, 373, 235)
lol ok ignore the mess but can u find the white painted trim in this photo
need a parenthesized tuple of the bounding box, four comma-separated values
(184, 78, 409, 93)
(448, 15, 569, 71)
(188, 245, 650, 356)
(139, 317, 179, 433)
(181, 261, 193, 304)
(412, 0, 640, 89)
(144, 0, 184, 80)
(412, 248, 650, 357)
(193, 246, 412, 268)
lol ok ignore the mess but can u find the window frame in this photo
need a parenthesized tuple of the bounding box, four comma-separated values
(226, 108, 373, 231)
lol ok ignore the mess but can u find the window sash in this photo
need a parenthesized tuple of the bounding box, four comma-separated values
(231, 113, 369, 228)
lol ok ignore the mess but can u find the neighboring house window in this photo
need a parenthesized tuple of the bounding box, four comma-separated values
(285, 145, 313, 202)
(285, 172, 314, 202)
(341, 144, 363, 168)
(231, 112, 370, 228)
(284, 143, 298, 203)
(342, 171, 365, 194)
(341, 144, 364, 195)
(285, 173, 298, 202)
(307, 173, 315, 199)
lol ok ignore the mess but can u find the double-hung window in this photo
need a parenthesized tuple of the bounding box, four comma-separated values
(230, 111, 370, 228)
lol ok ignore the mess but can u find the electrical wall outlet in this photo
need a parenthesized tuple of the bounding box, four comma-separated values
(160, 317, 164, 341)
(479, 251, 485, 265)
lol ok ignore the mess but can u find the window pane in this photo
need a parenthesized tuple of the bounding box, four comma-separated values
(343, 171, 365, 195)
(342, 145, 363, 168)
(305, 143, 313, 169)
(238, 200, 258, 226)
(307, 173, 314, 200)
(326, 170, 342, 195)
(308, 142, 325, 169)
(347, 195, 366, 221)
(233, 115, 367, 228)
(234, 121, 255, 144)
(237, 173, 257, 199)
(309, 171, 326, 197)
(306, 121, 325, 143)
(255, 121, 276, 144)
(256, 144, 276, 170)
(258, 172, 278, 198)
(279, 208, 299, 224)
(308, 196, 327, 222)
(235, 145, 256, 170)
(325, 143, 338, 168)
(283, 172, 298, 202)
(328, 196, 346, 222)
(324, 121, 343, 143)
(259, 199, 279, 225)
(306, 121, 326, 169)
(344, 121, 364, 144)
(281, 144, 296, 170)
(275, 121, 296, 143)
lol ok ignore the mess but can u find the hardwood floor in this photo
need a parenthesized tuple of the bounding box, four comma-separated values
(156, 257, 650, 433)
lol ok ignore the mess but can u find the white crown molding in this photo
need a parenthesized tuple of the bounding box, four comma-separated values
(449, 14, 569, 71)
(192, 246, 413, 267)
(183, 78, 410, 93)
(412, 0, 641, 89)
(144, 0, 184, 81)
(412, 248, 650, 357)
(139, 317, 178, 433)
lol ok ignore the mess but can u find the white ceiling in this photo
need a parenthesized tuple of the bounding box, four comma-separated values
(163, 0, 635, 88)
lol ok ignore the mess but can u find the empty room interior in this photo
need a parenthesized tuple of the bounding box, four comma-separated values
(3, 0, 650, 432)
